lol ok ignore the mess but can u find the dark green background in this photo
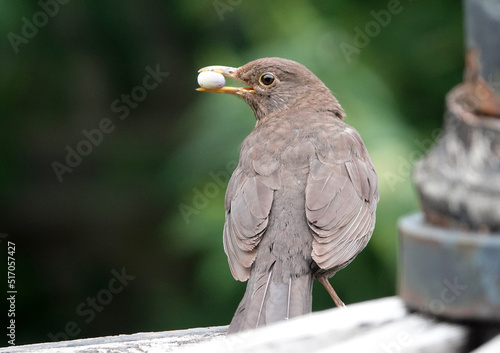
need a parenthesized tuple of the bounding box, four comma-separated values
(0, 0, 463, 346)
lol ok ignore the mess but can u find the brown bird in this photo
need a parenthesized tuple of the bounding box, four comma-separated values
(197, 57, 379, 333)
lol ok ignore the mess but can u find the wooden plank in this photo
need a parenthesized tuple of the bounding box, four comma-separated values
(327, 316, 467, 353)
(0, 297, 470, 353)
(180, 297, 467, 353)
(0, 326, 227, 353)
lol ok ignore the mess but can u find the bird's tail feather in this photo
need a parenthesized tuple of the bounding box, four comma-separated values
(227, 263, 314, 334)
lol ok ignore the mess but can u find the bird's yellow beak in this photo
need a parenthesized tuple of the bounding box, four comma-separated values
(196, 65, 255, 95)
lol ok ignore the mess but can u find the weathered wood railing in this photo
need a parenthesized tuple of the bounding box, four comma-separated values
(2, 297, 499, 353)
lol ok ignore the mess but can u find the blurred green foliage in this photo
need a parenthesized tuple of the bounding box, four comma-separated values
(0, 0, 463, 346)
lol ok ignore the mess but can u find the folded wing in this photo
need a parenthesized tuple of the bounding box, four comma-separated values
(223, 166, 279, 281)
(306, 128, 379, 272)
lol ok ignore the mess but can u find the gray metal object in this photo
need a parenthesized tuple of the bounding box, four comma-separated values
(413, 0, 500, 231)
(413, 84, 500, 231)
(400, 0, 500, 326)
(399, 212, 500, 321)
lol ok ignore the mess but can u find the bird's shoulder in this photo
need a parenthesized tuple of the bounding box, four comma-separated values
(244, 113, 367, 158)
(234, 114, 376, 194)
(307, 119, 372, 166)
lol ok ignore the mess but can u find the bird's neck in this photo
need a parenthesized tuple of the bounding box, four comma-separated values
(250, 90, 345, 124)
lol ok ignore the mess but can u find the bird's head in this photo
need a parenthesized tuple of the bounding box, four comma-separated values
(197, 57, 345, 121)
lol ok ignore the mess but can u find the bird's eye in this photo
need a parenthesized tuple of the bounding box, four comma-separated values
(259, 73, 275, 86)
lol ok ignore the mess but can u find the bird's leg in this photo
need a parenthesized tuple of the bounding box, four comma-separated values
(317, 276, 346, 308)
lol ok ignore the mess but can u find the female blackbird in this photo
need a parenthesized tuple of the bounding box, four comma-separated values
(197, 58, 379, 333)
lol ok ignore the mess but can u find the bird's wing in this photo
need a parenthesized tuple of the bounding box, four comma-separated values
(305, 127, 379, 272)
(223, 162, 280, 281)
